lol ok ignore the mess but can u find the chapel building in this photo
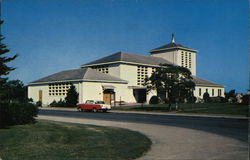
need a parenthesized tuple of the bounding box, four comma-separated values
(28, 35, 224, 105)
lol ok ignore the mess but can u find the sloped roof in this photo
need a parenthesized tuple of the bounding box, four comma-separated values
(150, 42, 197, 53)
(192, 76, 224, 87)
(81, 51, 172, 67)
(30, 68, 127, 84)
(83, 68, 127, 82)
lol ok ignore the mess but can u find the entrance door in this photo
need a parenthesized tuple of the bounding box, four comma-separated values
(103, 92, 111, 104)
(38, 90, 43, 102)
(103, 89, 115, 105)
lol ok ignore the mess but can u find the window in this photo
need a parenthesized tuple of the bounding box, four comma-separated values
(48, 82, 72, 96)
(199, 88, 201, 96)
(152, 67, 156, 73)
(189, 53, 192, 68)
(86, 100, 95, 104)
(92, 65, 109, 74)
(212, 89, 214, 96)
(181, 53, 184, 66)
(137, 66, 148, 85)
(218, 89, 221, 96)
(185, 53, 188, 67)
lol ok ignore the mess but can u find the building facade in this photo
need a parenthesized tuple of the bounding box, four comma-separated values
(28, 35, 224, 106)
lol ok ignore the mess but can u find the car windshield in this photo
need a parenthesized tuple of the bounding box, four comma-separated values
(85, 100, 95, 104)
(95, 101, 105, 104)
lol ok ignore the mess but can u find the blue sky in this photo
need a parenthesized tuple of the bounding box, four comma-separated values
(2, 0, 249, 93)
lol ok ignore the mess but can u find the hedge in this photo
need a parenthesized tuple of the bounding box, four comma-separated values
(0, 103, 38, 128)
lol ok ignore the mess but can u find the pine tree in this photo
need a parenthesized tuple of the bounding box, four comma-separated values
(65, 84, 79, 107)
(0, 20, 18, 100)
(0, 18, 18, 128)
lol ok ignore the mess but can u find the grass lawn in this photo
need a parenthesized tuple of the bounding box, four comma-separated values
(0, 121, 151, 160)
(113, 103, 249, 116)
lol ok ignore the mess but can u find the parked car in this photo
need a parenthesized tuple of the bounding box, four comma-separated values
(77, 100, 111, 112)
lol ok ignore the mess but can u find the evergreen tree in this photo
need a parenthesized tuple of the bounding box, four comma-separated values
(0, 19, 19, 128)
(0, 20, 18, 100)
(203, 92, 210, 103)
(65, 84, 79, 107)
(3, 80, 30, 103)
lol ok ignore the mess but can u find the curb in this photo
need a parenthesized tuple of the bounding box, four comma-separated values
(110, 110, 248, 120)
(39, 107, 248, 120)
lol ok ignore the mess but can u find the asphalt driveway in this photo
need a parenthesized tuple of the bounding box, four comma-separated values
(38, 109, 248, 160)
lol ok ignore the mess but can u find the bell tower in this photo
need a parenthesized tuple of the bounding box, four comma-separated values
(150, 34, 197, 75)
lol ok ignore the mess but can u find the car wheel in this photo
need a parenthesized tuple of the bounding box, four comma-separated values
(77, 107, 81, 112)
(102, 110, 107, 113)
(92, 108, 97, 113)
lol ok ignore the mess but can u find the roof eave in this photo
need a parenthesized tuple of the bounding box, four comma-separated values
(28, 79, 84, 86)
(150, 47, 198, 53)
(81, 61, 164, 68)
(195, 84, 224, 88)
(82, 79, 128, 84)
(28, 78, 128, 86)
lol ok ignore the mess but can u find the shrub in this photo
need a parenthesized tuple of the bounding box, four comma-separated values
(187, 96, 197, 103)
(0, 103, 11, 128)
(49, 100, 57, 107)
(36, 101, 42, 107)
(49, 99, 67, 107)
(0, 102, 38, 128)
(210, 96, 225, 103)
(149, 96, 160, 104)
(161, 98, 168, 104)
(241, 95, 249, 105)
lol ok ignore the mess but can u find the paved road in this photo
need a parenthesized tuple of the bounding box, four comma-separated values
(39, 109, 248, 160)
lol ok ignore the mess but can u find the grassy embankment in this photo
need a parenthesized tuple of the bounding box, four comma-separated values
(113, 103, 249, 116)
(0, 121, 151, 160)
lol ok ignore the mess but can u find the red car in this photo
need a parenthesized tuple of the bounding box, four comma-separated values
(77, 100, 112, 112)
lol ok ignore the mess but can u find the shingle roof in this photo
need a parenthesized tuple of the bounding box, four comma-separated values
(150, 42, 197, 53)
(192, 76, 224, 87)
(83, 68, 127, 82)
(30, 68, 127, 84)
(81, 51, 172, 67)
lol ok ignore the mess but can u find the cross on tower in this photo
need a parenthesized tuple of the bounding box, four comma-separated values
(171, 33, 175, 43)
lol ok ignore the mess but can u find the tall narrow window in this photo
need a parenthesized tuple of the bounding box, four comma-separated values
(218, 89, 221, 96)
(212, 89, 214, 96)
(189, 53, 191, 68)
(181, 53, 184, 66)
(199, 88, 201, 96)
(185, 52, 188, 67)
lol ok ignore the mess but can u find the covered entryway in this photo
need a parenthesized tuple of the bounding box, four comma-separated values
(102, 85, 115, 105)
(132, 87, 147, 103)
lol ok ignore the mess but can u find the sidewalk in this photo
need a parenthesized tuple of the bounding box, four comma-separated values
(39, 107, 248, 120)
